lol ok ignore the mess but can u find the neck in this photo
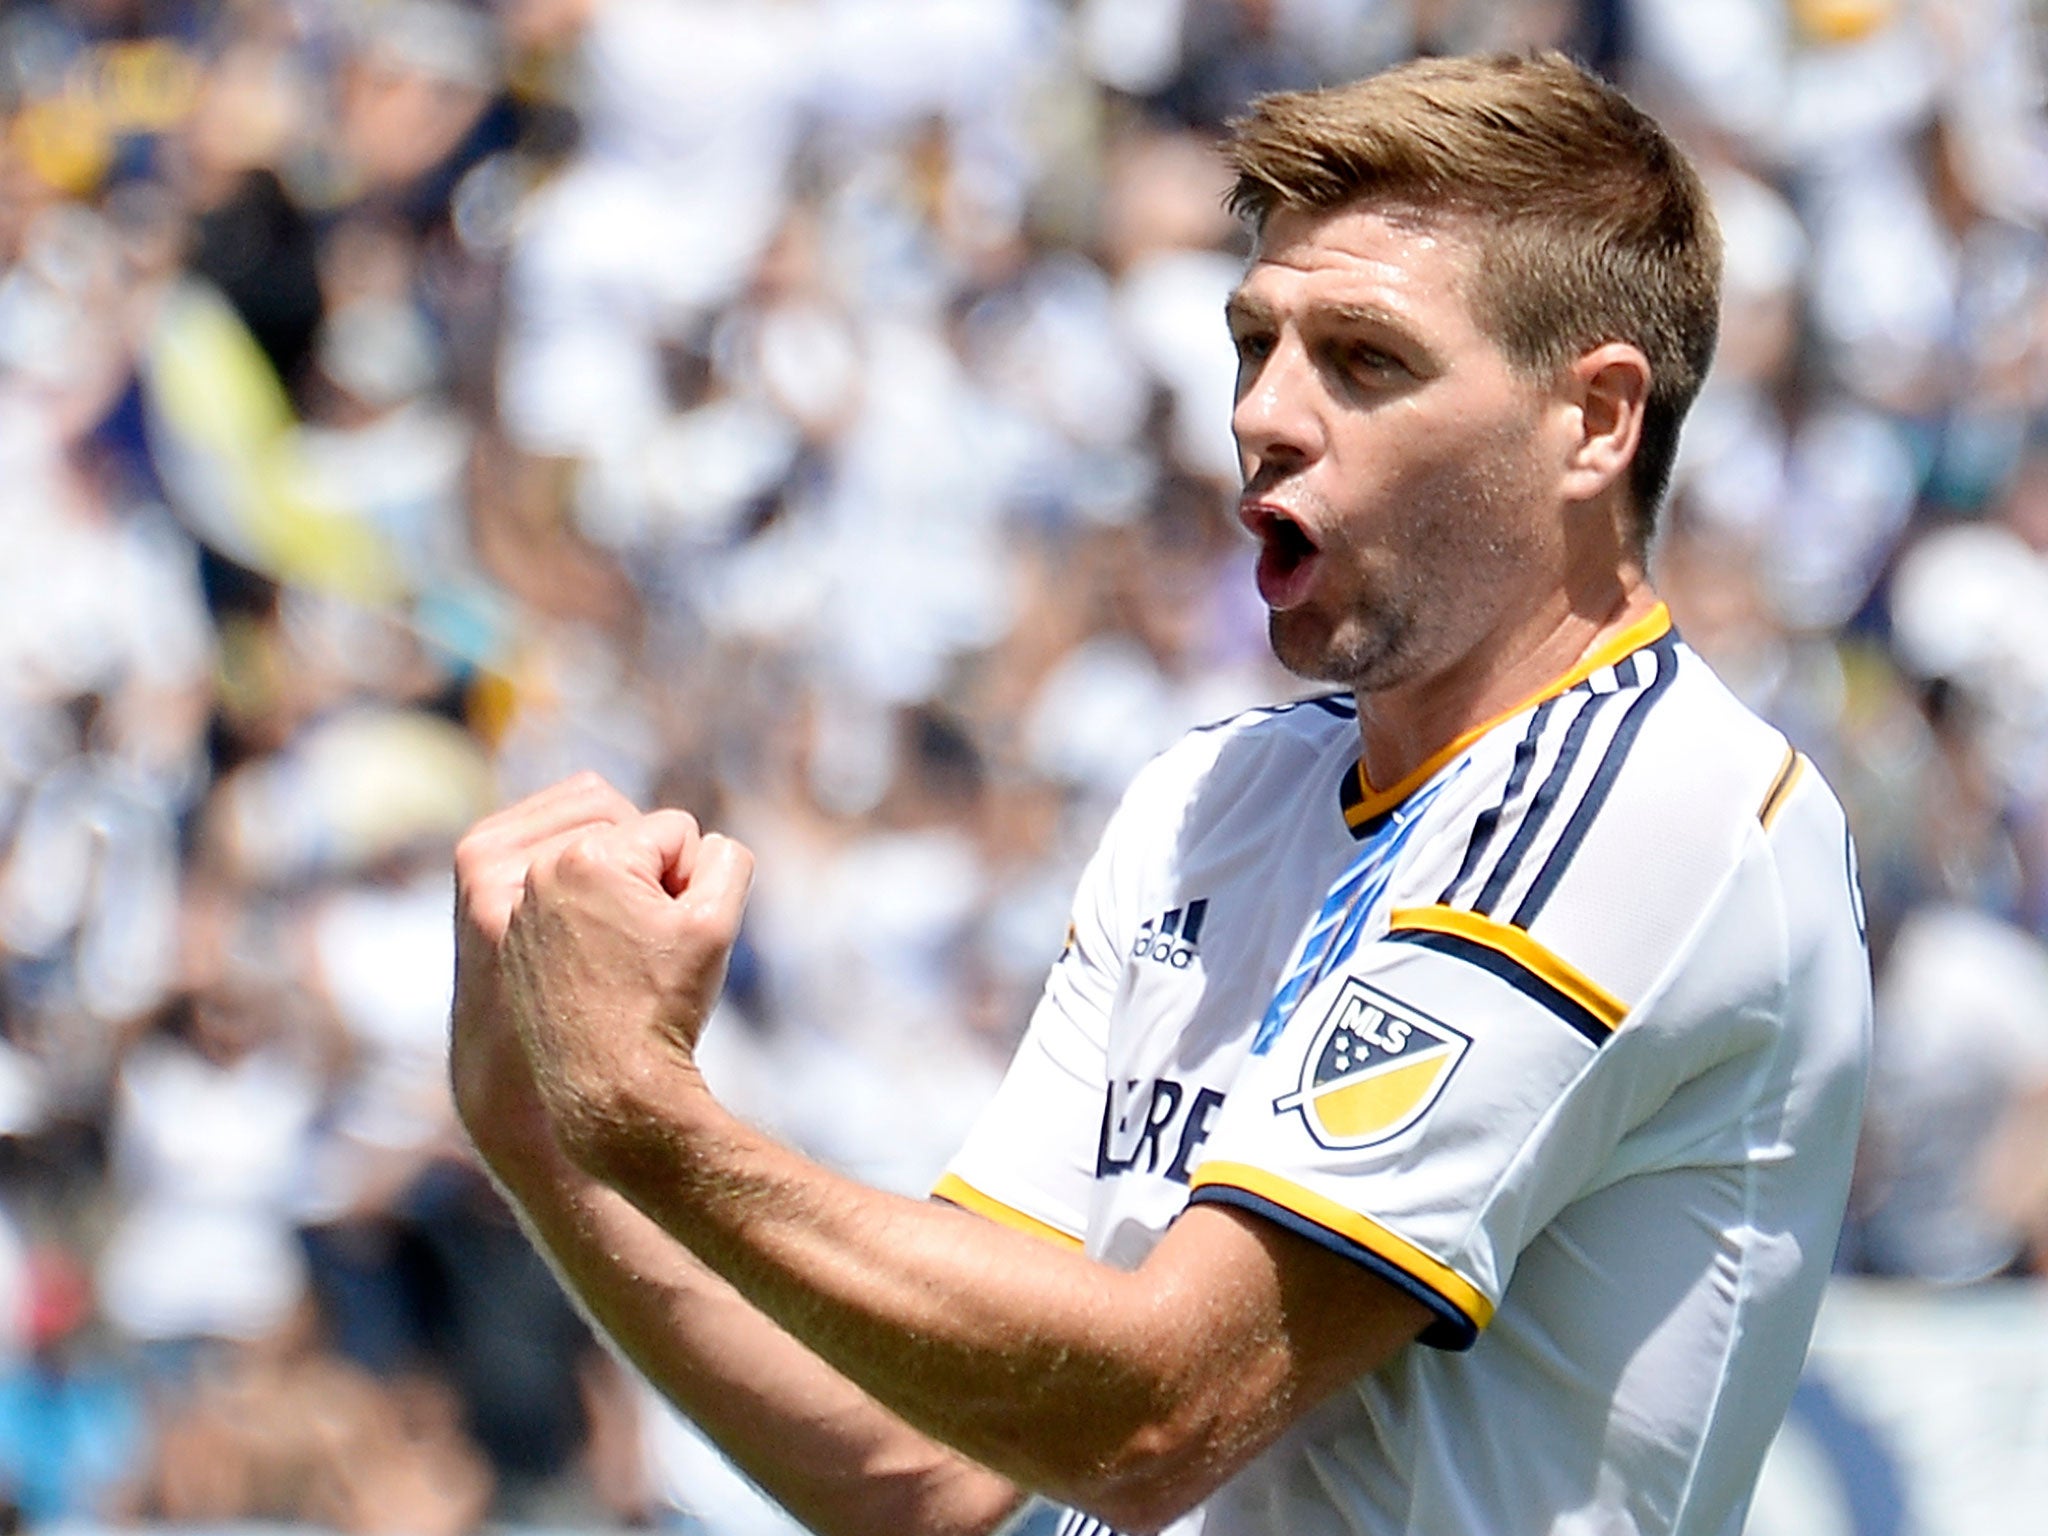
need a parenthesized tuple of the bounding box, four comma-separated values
(1352, 570, 1660, 796)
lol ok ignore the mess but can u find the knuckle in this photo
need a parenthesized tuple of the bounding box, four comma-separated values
(646, 808, 702, 855)
(464, 855, 515, 901)
(570, 770, 632, 812)
(569, 769, 614, 795)
(680, 897, 743, 949)
(453, 830, 493, 878)
(522, 850, 557, 894)
(556, 829, 615, 878)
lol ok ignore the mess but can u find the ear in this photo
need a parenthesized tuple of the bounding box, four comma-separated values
(1556, 342, 1651, 507)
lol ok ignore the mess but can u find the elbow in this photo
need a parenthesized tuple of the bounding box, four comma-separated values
(1058, 1403, 1244, 1536)
(1036, 1288, 1295, 1532)
(1074, 1480, 1206, 1536)
(1073, 1476, 1213, 1535)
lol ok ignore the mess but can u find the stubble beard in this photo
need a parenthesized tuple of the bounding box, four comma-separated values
(1266, 446, 1546, 700)
(1267, 593, 1421, 696)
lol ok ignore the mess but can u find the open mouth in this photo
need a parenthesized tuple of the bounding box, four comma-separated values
(1244, 503, 1321, 609)
(1267, 512, 1315, 569)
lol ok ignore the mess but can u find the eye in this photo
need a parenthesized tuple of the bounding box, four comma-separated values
(1340, 342, 1404, 379)
(1232, 329, 1276, 367)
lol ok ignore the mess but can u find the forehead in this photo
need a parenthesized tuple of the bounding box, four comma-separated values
(1230, 203, 1487, 329)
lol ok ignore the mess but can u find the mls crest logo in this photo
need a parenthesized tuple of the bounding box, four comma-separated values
(1273, 979, 1470, 1150)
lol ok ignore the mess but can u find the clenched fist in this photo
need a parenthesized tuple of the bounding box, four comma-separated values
(450, 773, 754, 1187)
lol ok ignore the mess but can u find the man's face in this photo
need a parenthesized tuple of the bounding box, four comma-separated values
(1228, 203, 1566, 694)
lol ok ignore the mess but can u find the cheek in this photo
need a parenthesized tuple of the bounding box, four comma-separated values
(1393, 415, 1550, 557)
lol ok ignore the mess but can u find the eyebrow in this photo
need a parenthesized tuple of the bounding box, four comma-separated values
(1223, 292, 1271, 330)
(1224, 293, 1417, 337)
(1320, 301, 1415, 333)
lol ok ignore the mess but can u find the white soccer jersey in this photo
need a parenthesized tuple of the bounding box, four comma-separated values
(937, 605, 1870, 1536)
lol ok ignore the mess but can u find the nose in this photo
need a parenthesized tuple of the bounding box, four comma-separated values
(1231, 335, 1322, 481)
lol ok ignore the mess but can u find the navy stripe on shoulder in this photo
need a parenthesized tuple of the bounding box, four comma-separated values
(1187, 692, 1356, 736)
(1470, 690, 1613, 915)
(1383, 927, 1610, 1046)
(1441, 699, 1554, 906)
(1511, 635, 1680, 926)
(1187, 1185, 1479, 1351)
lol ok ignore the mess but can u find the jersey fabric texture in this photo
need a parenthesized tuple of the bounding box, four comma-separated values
(937, 605, 1871, 1536)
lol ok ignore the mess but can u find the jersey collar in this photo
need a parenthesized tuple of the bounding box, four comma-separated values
(1337, 602, 1673, 838)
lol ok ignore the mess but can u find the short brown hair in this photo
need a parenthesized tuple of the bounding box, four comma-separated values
(1226, 51, 1721, 546)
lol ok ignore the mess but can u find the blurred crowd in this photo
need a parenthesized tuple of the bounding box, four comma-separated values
(0, 0, 2045, 1531)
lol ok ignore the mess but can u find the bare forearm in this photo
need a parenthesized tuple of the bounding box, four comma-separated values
(479, 1134, 1024, 1536)
(572, 1077, 1298, 1523)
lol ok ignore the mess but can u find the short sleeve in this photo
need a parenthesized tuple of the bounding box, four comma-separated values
(934, 808, 1128, 1248)
(1188, 904, 1666, 1350)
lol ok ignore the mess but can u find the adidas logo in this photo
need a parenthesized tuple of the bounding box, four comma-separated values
(1133, 899, 1209, 969)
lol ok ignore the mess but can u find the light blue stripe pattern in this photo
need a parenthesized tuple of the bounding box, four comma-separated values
(1249, 762, 1464, 1056)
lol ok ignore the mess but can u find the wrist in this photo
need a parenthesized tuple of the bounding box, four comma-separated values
(458, 1082, 565, 1197)
(548, 1043, 724, 1195)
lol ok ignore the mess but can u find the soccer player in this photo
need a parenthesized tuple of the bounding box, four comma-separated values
(451, 51, 1870, 1536)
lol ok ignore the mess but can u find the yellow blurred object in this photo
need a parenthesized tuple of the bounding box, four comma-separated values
(464, 664, 524, 749)
(141, 279, 405, 602)
(1791, 0, 1900, 45)
(84, 38, 202, 135)
(7, 39, 202, 196)
(220, 706, 497, 882)
(10, 99, 112, 196)
(298, 707, 496, 866)
(213, 612, 288, 733)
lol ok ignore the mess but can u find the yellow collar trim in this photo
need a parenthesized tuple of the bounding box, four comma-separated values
(1342, 603, 1672, 831)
